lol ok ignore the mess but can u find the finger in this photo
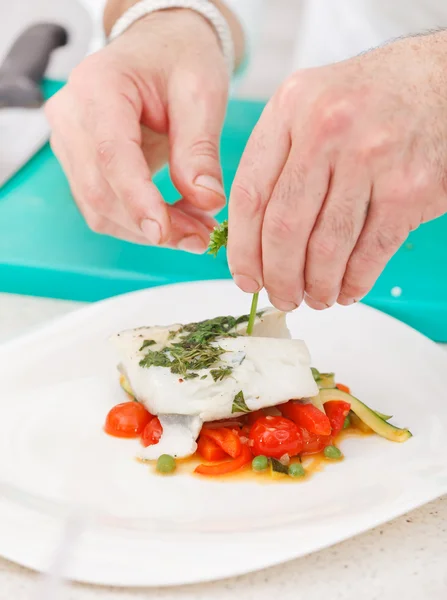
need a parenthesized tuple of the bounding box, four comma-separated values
(51, 128, 144, 234)
(304, 165, 371, 310)
(228, 102, 291, 294)
(337, 194, 407, 305)
(81, 207, 155, 244)
(173, 199, 218, 231)
(168, 71, 228, 213)
(261, 146, 331, 311)
(54, 125, 216, 251)
(165, 200, 216, 253)
(85, 93, 171, 244)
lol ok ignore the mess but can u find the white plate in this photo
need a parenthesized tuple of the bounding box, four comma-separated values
(0, 281, 446, 587)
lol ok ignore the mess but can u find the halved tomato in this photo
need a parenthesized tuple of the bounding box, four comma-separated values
(299, 427, 332, 455)
(141, 417, 163, 447)
(105, 402, 152, 438)
(249, 415, 303, 459)
(324, 400, 351, 435)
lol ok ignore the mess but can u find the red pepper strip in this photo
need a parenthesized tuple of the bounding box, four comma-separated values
(195, 444, 252, 476)
(281, 401, 332, 436)
(197, 436, 227, 461)
(200, 427, 242, 458)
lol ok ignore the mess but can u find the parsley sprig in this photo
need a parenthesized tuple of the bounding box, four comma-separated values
(208, 220, 259, 335)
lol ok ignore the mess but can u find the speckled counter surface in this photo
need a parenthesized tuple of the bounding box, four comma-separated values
(0, 293, 446, 600)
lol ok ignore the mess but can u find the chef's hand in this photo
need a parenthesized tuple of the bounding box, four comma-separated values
(228, 32, 447, 309)
(45, 9, 230, 252)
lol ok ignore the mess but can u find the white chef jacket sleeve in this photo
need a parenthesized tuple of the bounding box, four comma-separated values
(78, 0, 262, 64)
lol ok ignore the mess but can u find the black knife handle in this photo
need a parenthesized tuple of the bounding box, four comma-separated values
(0, 23, 68, 108)
(2, 23, 68, 83)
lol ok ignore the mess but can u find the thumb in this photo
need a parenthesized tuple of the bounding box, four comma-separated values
(167, 72, 228, 213)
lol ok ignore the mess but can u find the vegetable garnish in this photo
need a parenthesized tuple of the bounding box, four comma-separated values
(232, 390, 251, 414)
(195, 444, 252, 476)
(197, 436, 227, 461)
(288, 463, 305, 478)
(104, 402, 152, 438)
(208, 220, 259, 336)
(156, 454, 176, 474)
(252, 455, 269, 472)
(141, 417, 163, 447)
(201, 428, 242, 458)
(324, 445, 343, 460)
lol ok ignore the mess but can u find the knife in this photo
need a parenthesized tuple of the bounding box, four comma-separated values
(0, 23, 68, 188)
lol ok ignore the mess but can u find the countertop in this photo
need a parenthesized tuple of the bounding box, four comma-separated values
(0, 292, 446, 600)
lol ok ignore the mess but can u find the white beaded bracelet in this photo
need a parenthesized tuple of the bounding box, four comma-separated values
(108, 0, 235, 74)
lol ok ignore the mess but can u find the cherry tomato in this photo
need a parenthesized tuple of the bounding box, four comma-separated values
(246, 409, 266, 426)
(324, 401, 351, 435)
(299, 427, 332, 455)
(105, 402, 152, 438)
(249, 416, 303, 459)
(141, 417, 163, 447)
(281, 401, 332, 436)
(197, 436, 227, 461)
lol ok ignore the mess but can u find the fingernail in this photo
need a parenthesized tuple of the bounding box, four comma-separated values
(309, 300, 329, 310)
(194, 175, 225, 198)
(337, 294, 356, 306)
(177, 235, 207, 254)
(269, 296, 298, 312)
(304, 292, 334, 310)
(141, 219, 161, 244)
(233, 274, 261, 294)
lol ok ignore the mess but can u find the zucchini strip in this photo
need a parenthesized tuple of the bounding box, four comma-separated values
(318, 389, 412, 443)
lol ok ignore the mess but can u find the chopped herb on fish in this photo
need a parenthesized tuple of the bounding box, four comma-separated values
(139, 339, 156, 351)
(139, 313, 254, 380)
(232, 390, 251, 414)
(210, 367, 233, 382)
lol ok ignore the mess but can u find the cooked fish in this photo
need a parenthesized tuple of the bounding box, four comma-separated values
(111, 308, 318, 459)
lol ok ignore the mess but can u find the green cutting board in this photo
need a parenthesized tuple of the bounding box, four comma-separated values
(1, 81, 447, 341)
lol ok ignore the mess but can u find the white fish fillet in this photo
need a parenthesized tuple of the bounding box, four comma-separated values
(111, 308, 318, 459)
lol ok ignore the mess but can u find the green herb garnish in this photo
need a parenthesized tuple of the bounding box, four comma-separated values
(138, 315, 248, 380)
(139, 339, 156, 351)
(208, 220, 259, 335)
(232, 390, 251, 414)
(210, 366, 233, 382)
(208, 220, 228, 257)
(139, 348, 172, 369)
(246, 292, 259, 336)
(184, 372, 199, 380)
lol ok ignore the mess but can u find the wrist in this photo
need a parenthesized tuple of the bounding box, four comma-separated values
(127, 8, 223, 52)
(104, 0, 244, 69)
